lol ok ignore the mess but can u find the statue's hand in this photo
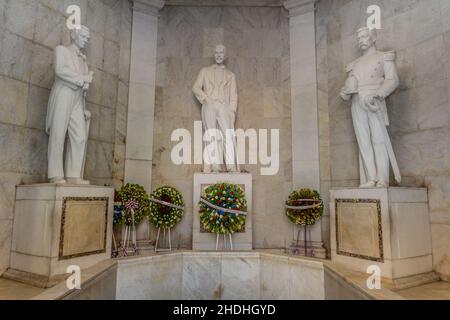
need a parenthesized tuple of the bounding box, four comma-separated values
(84, 71, 94, 84)
(364, 95, 381, 113)
(340, 88, 352, 101)
(84, 110, 92, 121)
(204, 96, 213, 106)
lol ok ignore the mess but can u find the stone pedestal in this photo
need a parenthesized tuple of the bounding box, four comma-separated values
(330, 188, 436, 288)
(193, 173, 253, 251)
(7, 184, 114, 288)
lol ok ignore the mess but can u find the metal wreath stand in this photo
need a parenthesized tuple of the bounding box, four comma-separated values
(200, 198, 248, 251)
(117, 200, 139, 257)
(285, 199, 323, 257)
(149, 197, 185, 252)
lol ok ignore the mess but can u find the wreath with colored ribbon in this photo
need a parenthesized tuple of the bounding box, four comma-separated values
(285, 189, 323, 226)
(149, 186, 185, 229)
(199, 182, 247, 235)
(115, 184, 150, 226)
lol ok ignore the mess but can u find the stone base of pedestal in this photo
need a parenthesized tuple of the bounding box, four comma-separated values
(9, 184, 114, 287)
(289, 242, 327, 259)
(330, 187, 433, 285)
(193, 173, 253, 251)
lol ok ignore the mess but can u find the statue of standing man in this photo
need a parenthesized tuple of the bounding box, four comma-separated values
(193, 45, 240, 173)
(340, 27, 401, 188)
(46, 26, 94, 184)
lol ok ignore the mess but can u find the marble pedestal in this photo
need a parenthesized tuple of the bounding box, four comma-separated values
(7, 184, 114, 288)
(330, 188, 437, 289)
(193, 173, 253, 251)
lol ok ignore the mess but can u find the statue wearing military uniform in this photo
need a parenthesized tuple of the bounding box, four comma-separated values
(340, 27, 400, 188)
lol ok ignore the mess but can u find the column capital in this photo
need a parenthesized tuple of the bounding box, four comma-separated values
(283, 0, 317, 17)
(132, 0, 165, 15)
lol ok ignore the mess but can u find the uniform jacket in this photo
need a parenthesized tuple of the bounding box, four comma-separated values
(345, 50, 399, 125)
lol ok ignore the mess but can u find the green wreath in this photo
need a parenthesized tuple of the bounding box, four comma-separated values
(285, 189, 323, 226)
(149, 186, 185, 229)
(116, 184, 150, 226)
(199, 182, 247, 235)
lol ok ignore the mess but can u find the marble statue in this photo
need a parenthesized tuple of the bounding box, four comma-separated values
(46, 26, 94, 185)
(193, 44, 240, 173)
(340, 27, 400, 188)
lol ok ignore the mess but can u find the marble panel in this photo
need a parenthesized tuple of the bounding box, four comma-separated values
(221, 256, 260, 300)
(0, 30, 33, 82)
(260, 254, 290, 300)
(0, 75, 29, 126)
(34, 3, 65, 48)
(182, 255, 222, 299)
(30, 44, 54, 89)
(289, 258, 325, 300)
(5, 0, 37, 40)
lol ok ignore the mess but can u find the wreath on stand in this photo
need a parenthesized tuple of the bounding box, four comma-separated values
(112, 184, 150, 257)
(285, 189, 323, 226)
(199, 182, 247, 235)
(285, 189, 323, 257)
(149, 186, 185, 229)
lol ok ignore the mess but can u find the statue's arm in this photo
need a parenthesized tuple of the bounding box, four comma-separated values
(340, 62, 355, 101)
(229, 74, 238, 113)
(377, 51, 400, 99)
(193, 68, 208, 104)
(54, 46, 85, 88)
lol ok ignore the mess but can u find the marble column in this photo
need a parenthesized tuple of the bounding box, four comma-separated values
(125, 0, 164, 191)
(125, 0, 164, 240)
(284, 0, 325, 256)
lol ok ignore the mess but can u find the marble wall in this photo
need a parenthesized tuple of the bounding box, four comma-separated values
(153, 5, 293, 249)
(116, 252, 325, 300)
(0, 0, 132, 275)
(316, 0, 450, 280)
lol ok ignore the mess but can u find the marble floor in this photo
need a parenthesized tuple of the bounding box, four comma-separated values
(0, 265, 449, 300)
(0, 278, 45, 300)
(397, 282, 450, 300)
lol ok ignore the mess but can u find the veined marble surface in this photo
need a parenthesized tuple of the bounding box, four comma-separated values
(116, 251, 325, 300)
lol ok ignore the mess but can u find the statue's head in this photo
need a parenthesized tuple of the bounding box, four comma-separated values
(71, 25, 91, 50)
(214, 45, 226, 65)
(357, 27, 377, 51)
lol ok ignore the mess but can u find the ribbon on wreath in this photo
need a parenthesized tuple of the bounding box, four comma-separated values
(200, 198, 247, 216)
(149, 198, 185, 211)
(285, 199, 323, 210)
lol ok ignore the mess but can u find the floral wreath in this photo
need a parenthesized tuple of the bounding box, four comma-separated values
(285, 189, 323, 226)
(199, 182, 247, 235)
(149, 186, 185, 229)
(115, 184, 150, 226)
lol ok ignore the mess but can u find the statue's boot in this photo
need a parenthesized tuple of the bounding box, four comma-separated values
(50, 177, 66, 184)
(376, 180, 388, 188)
(360, 181, 376, 188)
(66, 178, 90, 185)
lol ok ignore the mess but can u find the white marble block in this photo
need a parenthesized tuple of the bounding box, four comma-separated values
(330, 188, 434, 284)
(193, 173, 253, 251)
(8, 184, 114, 287)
